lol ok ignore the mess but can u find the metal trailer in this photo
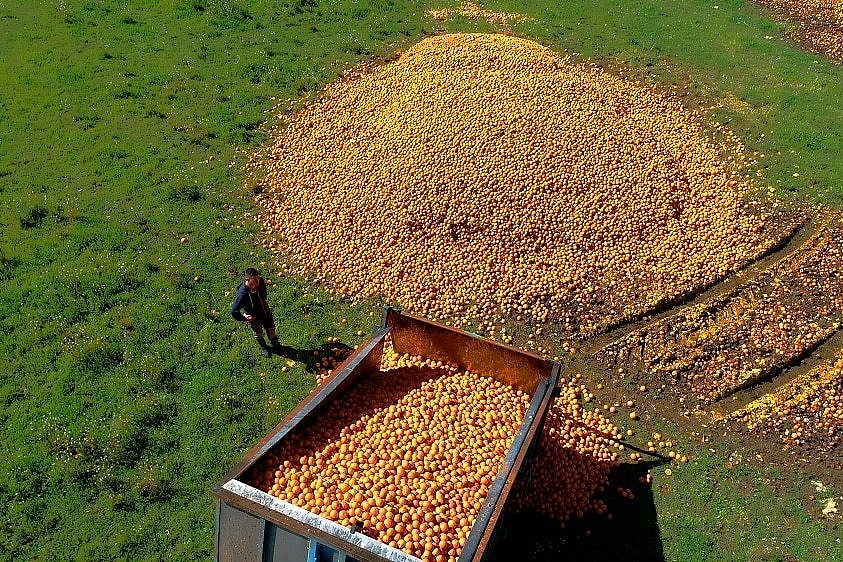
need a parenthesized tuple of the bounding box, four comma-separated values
(214, 308, 560, 562)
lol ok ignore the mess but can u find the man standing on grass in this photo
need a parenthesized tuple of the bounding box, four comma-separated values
(231, 267, 281, 357)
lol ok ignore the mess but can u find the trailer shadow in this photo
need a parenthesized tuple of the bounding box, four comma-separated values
(489, 459, 667, 562)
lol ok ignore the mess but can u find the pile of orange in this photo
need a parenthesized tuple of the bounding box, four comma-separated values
(757, 0, 843, 61)
(511, 375, 623, 526)
(249, 361, 530, 562)
(426, 2, 528, 28)
(252, 33, 791, 340)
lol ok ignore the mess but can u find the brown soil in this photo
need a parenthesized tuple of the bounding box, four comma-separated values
(578, 210, 843, 479)
(755, 0, 843, 62)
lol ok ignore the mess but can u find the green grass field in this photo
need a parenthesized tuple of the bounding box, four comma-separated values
(1, 1, 841, 560)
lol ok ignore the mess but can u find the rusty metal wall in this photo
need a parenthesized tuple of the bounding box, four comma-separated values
(386, 310, 551, 395)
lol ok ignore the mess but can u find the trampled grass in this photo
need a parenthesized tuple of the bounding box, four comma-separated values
(0, 0, 841, 560)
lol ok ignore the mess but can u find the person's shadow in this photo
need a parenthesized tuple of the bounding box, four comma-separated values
(489, 459, 667, 562)
(271, 341, 354, 373)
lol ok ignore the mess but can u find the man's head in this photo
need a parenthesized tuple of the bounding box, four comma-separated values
(244, 267, 260, 291)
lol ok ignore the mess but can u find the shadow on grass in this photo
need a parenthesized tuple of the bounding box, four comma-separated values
(489, 460, 667, 562)
(270, 341, 353, 373)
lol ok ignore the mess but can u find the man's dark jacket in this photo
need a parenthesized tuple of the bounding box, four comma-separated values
(230, 278, 273, 322)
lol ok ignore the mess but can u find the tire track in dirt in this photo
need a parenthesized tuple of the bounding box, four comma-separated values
(713, 326, 843, 416)
(567, 208, 843, 474)
(580, 210, 828, 357)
